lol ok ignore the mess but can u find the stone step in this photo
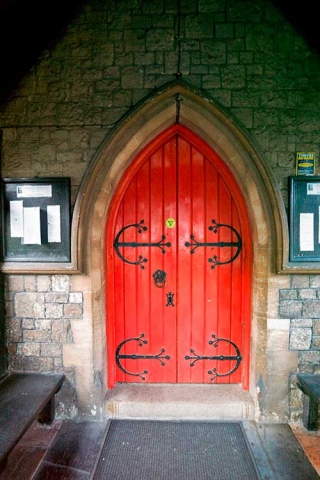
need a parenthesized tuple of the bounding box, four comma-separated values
(104, 384, 255, 420)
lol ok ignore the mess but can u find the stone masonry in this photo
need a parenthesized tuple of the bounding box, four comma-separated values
(1, 0, 320, 420)
(279, 275, 320, 421)
(5, 274, 82, 417)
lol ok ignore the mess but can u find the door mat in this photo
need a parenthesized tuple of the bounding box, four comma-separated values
(93, 420, 260, 480)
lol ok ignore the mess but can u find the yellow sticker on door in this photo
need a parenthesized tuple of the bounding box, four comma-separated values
(166, 218, 176, 228)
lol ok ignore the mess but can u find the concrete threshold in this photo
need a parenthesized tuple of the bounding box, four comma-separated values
(104, 383, 255, 420)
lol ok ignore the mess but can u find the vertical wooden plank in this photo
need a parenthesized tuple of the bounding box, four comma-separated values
(229, 202, 243, 384)
(113, 202, 125, 383)
(162, 137, 178, 382)
(135, 159, 151, 380)
(203, 158, 219, 383)
(176, 135, 192, 383)
(121, 177, 139, 382)
(215, 175, 233, 383)
(149, 147, 167, 382)
(188, 147, 206, 383)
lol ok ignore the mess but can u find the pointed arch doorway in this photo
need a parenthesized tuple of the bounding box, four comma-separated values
(107, 124, 252, 390)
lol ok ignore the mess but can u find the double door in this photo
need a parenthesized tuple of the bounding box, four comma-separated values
(107, 125, 252, 388)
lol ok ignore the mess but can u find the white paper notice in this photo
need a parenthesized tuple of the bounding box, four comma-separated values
(300, 213, 314, 251)
(23, 207, 41, 245)
(17, 185, 52, 198)
(10, 200, 24, 237)
(47, 205, 61, 243)
(307, 183, 320, 195)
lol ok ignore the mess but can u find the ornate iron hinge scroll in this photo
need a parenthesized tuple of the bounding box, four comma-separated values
(114, 220, 171, 268)
(185, 219, 242, 268)
(185, 333, 242, 382)
(116, 333, 170, 380)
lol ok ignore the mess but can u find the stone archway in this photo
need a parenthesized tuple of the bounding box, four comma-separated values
(73, 81, 286, 415)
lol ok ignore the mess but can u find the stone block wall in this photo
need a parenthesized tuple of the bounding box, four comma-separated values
(278, 275, 320, 421)
(0, 0, 320, 420)
(0, 0, 319, 207)
(5, 274, 83, 417)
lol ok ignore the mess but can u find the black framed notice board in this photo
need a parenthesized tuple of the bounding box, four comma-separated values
(1, 177, 71, 262)
(289, 176, 320, 262)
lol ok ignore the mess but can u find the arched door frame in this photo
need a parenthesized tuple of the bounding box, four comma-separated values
(74, 81, 286, 406)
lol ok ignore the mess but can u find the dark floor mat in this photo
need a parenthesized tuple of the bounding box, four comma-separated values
(93, 420, 260, 480)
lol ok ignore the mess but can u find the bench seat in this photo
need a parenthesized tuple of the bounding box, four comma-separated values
(296, 373, 320, 431)
(0, 372, 65, 473)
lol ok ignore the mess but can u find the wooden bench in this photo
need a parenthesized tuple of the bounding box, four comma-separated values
(296, 373, 320, 431)
(0, 372, 65, 473)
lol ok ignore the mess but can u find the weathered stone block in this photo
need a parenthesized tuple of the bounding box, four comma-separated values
(41, 343, 62, 357)
(54, 359, 63, 370)
(146, 28, 174, 52)
(64, 304, 83, 318)
(9, 355, 25, 371)
(4, 291, 14, 302)
(5, 301, 14, 318)
(45, 292, 69, 303)
(291, 276, 309, 288)
(6, 318, 22, 342)
(23, 356, 54, 373)
(291, 318, 312, 327)
(289, 328, 312, 350)
(14, 293, 45, 318)
(52, 275, 70, 293)
(310, 275, 320, 288)
(24, 275, 37, 292)
(45, 303, 63, 319)
(215, 23, 234, 39)
(69, 292, 83, 304)
(7, 343, 17, 356)
(279, 300, 302, 318)
(35, 319, 52, 331)
(52, 319, 73, 343)
(202, 74, 221, 89)
(312, 337, 320, 350)
(302, 301, 320, 318)
(313, 319, 320, 335)
(201, 40, 226, 65)
(5, 275, 24, 292)
(289, 387, 302, 408)
(221, 65, 246, 88)
(23, 329, 51, 342)
(121, 66, 144, 88)
(17, 342, 41, 356)
(22, 319, 35, 329)
(297, 289, 316, 300)
(185, 14, 214, 39)
(279, 289, 297, 300)
(298, 350, 320, 365)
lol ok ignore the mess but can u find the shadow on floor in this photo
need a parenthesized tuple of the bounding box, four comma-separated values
(0, 418, 319, 479)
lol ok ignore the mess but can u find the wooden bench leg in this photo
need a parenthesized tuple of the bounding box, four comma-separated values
(37, 396, 55, 425)
(302, 393, 319, 431)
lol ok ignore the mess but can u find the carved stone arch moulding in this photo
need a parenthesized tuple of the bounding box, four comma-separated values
(78, 80, 285, 395)
(77, 81, 289, 279)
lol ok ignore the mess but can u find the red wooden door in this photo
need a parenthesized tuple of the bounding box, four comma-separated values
(107, 125, 252, 389)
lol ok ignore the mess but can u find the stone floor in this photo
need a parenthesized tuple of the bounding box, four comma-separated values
(0, 418, 319, 479)
(290, 424, 320, 476)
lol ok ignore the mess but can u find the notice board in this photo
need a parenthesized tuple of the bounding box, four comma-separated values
(289, 176, 320, 262)
(1, 177, 71, 262)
